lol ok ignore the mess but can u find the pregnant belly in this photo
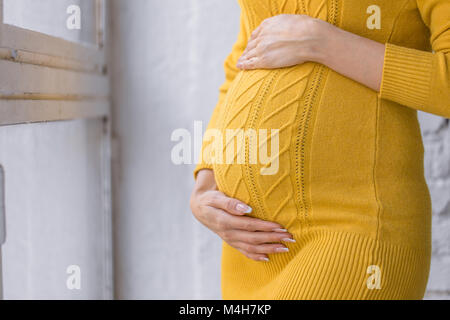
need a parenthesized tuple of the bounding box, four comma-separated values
(212, 63, 323, 225)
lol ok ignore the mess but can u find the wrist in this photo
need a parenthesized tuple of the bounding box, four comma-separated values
(194, 169, 217, 193)
(308, 18, 339, 65)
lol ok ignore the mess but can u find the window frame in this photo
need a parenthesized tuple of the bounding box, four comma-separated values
(0, 0, 109, 126)
(0, 0, 113, 299)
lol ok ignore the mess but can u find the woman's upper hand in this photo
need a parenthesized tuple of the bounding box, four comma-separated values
(190, 169, 295, 262)
(236, 14, 331, 70)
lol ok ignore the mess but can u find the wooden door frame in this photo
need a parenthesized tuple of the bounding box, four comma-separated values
(0, 0, 113, 299)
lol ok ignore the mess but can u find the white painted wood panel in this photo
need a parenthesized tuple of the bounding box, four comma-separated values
(0, 60, 108, 98)
(0, 119, 112, 299)
(0, 100, 109, 126)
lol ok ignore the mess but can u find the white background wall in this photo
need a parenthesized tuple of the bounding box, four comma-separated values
(109, 0, 239, 299)
(109, 0, 450, 299)
(420, 113, 450, 299)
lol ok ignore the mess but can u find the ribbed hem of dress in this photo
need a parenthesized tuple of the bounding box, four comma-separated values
(379, 43, 434, 109)
(221, 229, 431, 300)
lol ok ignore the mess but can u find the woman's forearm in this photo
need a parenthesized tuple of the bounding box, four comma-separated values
(314, 21, 386, 92)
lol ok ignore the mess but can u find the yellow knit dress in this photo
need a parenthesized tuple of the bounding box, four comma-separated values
(194, 0, 450, 300)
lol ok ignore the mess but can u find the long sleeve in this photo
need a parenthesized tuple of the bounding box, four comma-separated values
(379, 0, 450, 118)
(193, 11, 249, 180)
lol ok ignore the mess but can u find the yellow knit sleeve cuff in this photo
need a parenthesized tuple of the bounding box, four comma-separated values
(193, 163, 214, 181)
(379, 43, 434, 109)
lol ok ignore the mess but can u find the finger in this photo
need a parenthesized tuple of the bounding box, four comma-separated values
(226, 230, 295, 245)
(238, 47, 258, 65)
(241, 38, 259, 57)
(225, 214, 286, 232)
(234, 241, 289, 254)
(250, 25, 263, 40)
(237, 248, 269, 262)
(237, 57, 261, 70)
(207, 193, 252, 215)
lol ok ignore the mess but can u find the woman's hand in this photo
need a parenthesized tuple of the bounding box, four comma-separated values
(190, 169, 295, 262)
(236, 14, 330, 70)
(236, 13, 385, 92)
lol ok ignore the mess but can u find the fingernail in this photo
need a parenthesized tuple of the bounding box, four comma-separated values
(273, 228, 288, 233)
(259, 257, 269, 262)
(236, 203, 252, 214)
(275, 247, 289, 253)
(282, 238, 296, 243)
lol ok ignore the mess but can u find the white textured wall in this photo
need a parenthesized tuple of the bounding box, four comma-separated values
(109, 0, 450, 299)
(420, 114, 450, 300)
(109, 0, 240, 299)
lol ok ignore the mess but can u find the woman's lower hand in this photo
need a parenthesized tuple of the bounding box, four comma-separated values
(190, 169, 295, 262)
(237, 14, 332, 70)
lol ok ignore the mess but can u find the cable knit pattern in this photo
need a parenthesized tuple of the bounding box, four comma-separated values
(214, 0, 328, 232)
(194, 0, 450, 299)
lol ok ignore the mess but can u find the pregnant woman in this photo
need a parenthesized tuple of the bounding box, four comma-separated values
(190, 0, 449, 299)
